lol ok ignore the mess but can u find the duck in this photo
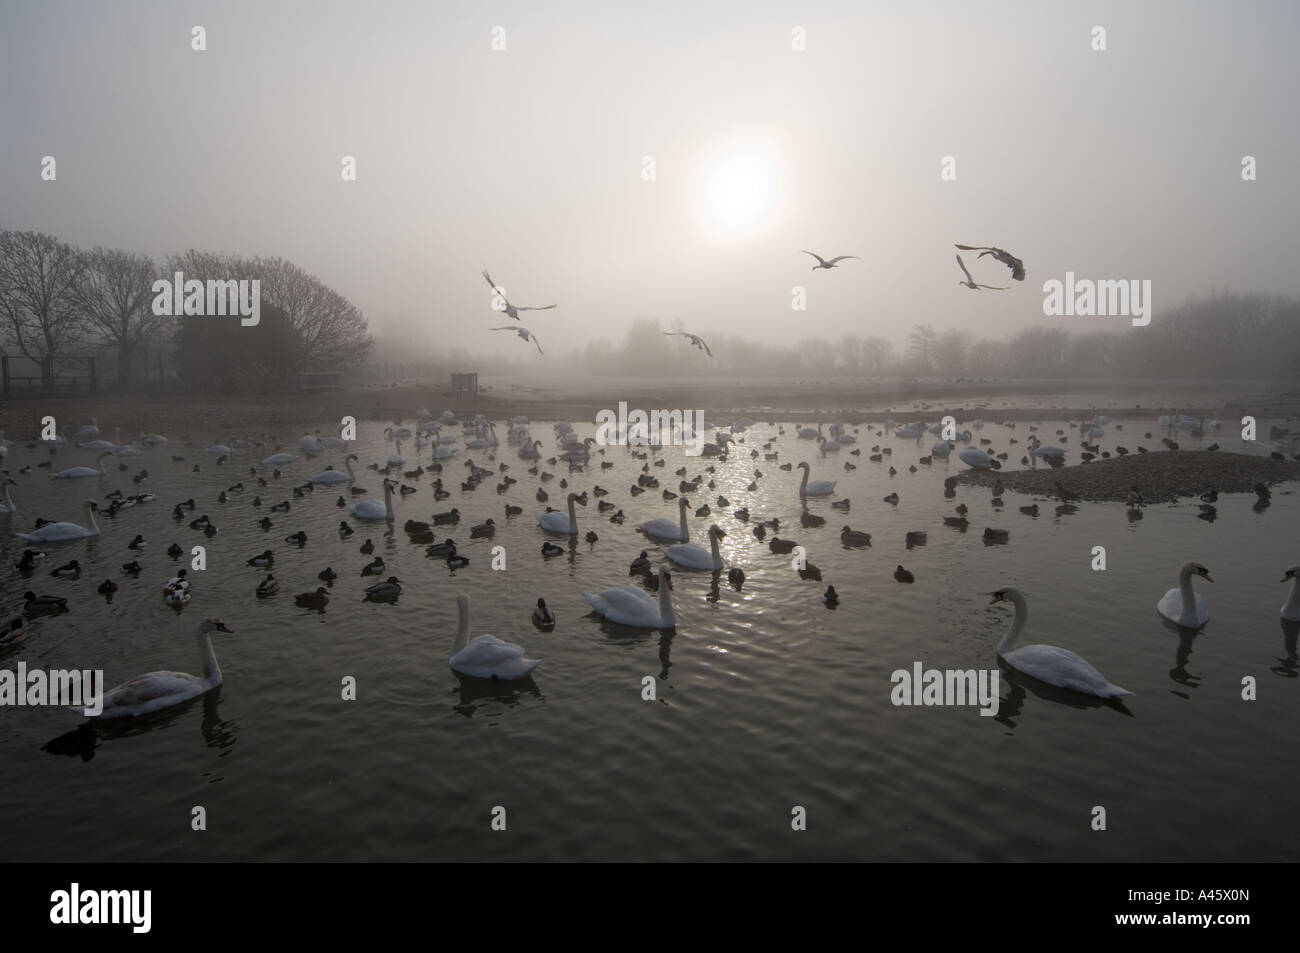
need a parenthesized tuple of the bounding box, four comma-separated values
(23, 591, 68, 614)
(581, 566, 676, 628)
(364, 576, 402, 600)
(295, 588, 330, 609)
(541, 541, 565, 557)
(97, 578, 118, 595)
(167, 542, 184, 558)
(769, 536, 798, 554)
(433, 507, 461, 525)
(1156, 562, 1212, 628)
(359, 539, 375, 555)
(905, 531, 927, 546)
(122, 560, 143, 575)
(471, 518, 496, 539)
(839, 526, 871, 547)
(883, 492, 899, 505)
(824, 585, 839, 607)
(990, 588, 1130, 698)
(74, 618, 235, 718)
(246, 550, 274, 568)
(50, 559, 82, 579)
(256, 574, 279, 598)
(449, 594, 540, 679)
(14, 549, 48, 572)
(728, 567, 745, 589)
(532, 598, 555, 629)
(339, 521, 354, 537)
(983, 528, 1010, 543)
(317, 567, 337, 583)
(894, 565, 915, 584)
(361, 557, 386, 576)
(446, 553, 470, 570)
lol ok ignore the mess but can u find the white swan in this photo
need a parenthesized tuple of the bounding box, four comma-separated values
(582, 566, 676, 629)
(663, 524, 724, 570)
(0, 479, 16, 515)
(1281, 565, 1300, 622)
(449, 595, 540, 679)
(15, 500, 101, 542)
(78, 426, 119, 451)
(638, 496, 690, 540)
(310, 454, 357, 485)
(299, 433, 325, 454)
(958, 448, 995, 469)
(537, 492, 582, 535)
(349, 481, 395, 521)
(74, 417, 100, 438)
(991, 588, 1131, 698)
(53, 452, 111, 479)
(262, 450, 297, 466)
(797, 461, 836, 497)
(386, 439, 405, 467)
(75, 618, 233, 719)
(1156, 561, 1212, 628)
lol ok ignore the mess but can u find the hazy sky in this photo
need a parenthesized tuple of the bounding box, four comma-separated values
(2, 0, 1297, 360)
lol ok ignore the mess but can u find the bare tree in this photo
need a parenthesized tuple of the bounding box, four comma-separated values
(0, 230, 86, 390)
(167, 250, 373, 371)
(76, 246, 164, 387)
(907, 324, 937, 373)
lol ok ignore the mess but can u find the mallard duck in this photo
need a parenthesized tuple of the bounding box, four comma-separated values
(295, 587, 330, 609)
(364, 576, 402, 600)
(257, 574, 279, 598)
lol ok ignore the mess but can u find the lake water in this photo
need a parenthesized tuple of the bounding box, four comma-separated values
(1, 413, 1296, 861)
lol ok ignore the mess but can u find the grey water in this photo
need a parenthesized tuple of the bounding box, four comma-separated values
(0, 416, 1296, 861)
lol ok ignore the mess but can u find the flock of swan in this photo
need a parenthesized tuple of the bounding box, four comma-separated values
(2, 407, 1296, 721)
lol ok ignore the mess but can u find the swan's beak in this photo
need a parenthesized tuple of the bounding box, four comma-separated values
(215, 621, 232, 633)
(1200, 571, 1213, 583)
(988, 591, 1004, 604)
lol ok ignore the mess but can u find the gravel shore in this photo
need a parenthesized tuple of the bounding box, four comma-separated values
(955, 450, 1300, 503)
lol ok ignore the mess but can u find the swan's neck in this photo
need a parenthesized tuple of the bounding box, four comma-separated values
(996, 595, 1027, 654)
(1284, 577, 1300, 616)
(197, 631, 222, 686)
(679, 501, 688, 538)
(710, 532, 721, 566)
(1179, 567, 1197, 612)
(345, 457, 355, 480)
(2, 483, 12, 507)
(84, 503, 99, 532)
(454, 600, 470, 653)
(384, 483, 394, 520)
(799, 467, 808, 494)
(658, 579, 676, 627)
(567, 496, 578, 532)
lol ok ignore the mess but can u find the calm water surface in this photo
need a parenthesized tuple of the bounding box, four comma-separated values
(1, 414, 1296, 860)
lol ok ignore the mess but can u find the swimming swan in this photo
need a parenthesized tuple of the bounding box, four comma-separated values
(638, 496, 690, 540)
(1280, 565, 1300, 622)
(991, 588, 1131, 698)
(582, 566, 676, 628)
(1156, 561, 1211, 628)
(310, 454, 358, 485)
(76, 617, 233, 719)
(16, 501, 100, 541)
(449, 594, 540, 679)
(797, 461, 836, 497)
(537, 492, 583, 535)
(662, 524, 725, 570)
(349, 480, 395, 521)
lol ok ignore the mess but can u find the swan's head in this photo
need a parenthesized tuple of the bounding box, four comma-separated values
(84, 500, 99, 511)
(709, 524, 725, 539)
(798, 461, 810, 470)
(201, 617, 233, 634)
(658, 566, 673, 589)
(989, 588, 1024, 606)
(1282, 565, 1300, 582)
(679, 497, 690, 509)
(1181, 561, 1213, 583)
(566, 492, 586, 505)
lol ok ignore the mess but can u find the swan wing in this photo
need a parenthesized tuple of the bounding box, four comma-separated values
(826, 255, 858, 265)
(1004, 645, 1129, 697)
(584, 585, 656, 618)
(801, 250, 828, 266)
(955, 253, 975, 284)
(93, 671, 208, 717)
(454, 634, 527, 667)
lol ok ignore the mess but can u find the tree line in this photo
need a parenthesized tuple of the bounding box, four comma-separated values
(0, 230, 373, 393)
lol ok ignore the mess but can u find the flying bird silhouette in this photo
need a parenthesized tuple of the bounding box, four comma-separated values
(663, 331, 712, 357)
(954, 244, 1025, 281)
(482, 270, 557, 320)
(491, 326, 544, 354)
(802, 250, 859, 270)
(955, 254, 1008, 291)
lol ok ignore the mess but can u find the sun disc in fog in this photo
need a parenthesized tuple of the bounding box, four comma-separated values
(700, 148, 776, 235)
